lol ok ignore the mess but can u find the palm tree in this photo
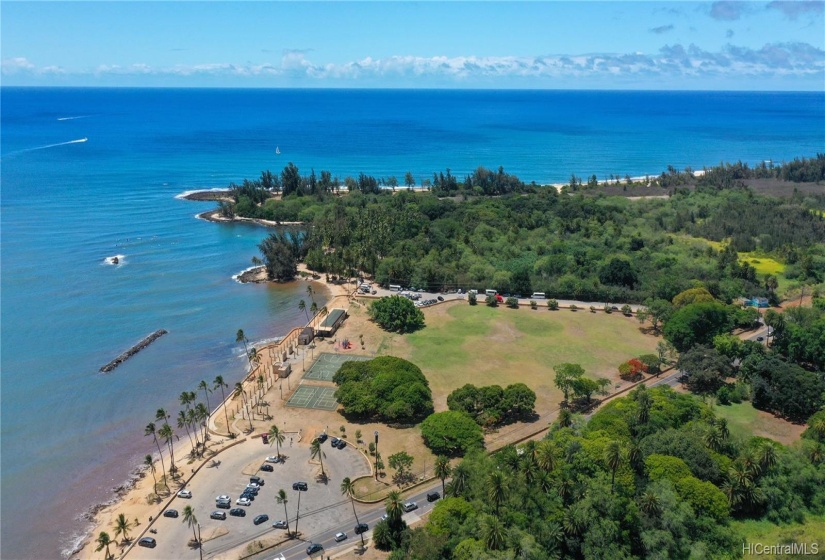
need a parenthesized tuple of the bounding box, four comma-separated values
(198, 380, 212, 414)
(310, 301, 318, 318)
(213, 375, 232, 436)
(639, 491, 661, 517)
(536, 441, 556, 472)
(557, 408, 573, 428)
(481, 514, 505, 551)
(310, 438, 326, 480)
(144, 423, 168, 490)
(306, 285, 315, 304)
(236, 329, 252, 368)
(113, 513, 132, 544)
(487, 471, 507, 514)
(298, 299, 309, 322)
(182, 505, 199, 548)
(178, 410, 196, 452)
(144, 454, 157, 492)
(434, 456, 451, 496)
(186, 408, 201, 451)
(385, 490, 403, 523)
(294, 485, 304, 538)
(194, 402, 209, 455)
(276, 489, 290, 536)
(605, 441, 623, 494)
(448, 462, 469, 497)
(269, 425, 286, 459)
(341, 477, 366, 547)
(179, 390, 195, 412)
(758, 443, 778, 473)
(234, 382, 253, 431)
(159, 423, 176, 474)
(94, 531, 112, 559)
(156, 407, 170, 425)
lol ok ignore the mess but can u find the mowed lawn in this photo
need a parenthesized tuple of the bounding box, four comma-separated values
(732, 515, 825, 558)
(386, 302, 659, 411)
(712, 401, 805, 445)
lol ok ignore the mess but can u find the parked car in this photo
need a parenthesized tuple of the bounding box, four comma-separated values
(247, 482, 261, 490)
(215, 494, 230, 502)
(330, 437, 340, 447)
(306, 543, 324, 555)
(163, 509, 179, 518)
(757, 336, 765, 342)
(402, 502, 418, 512)
(335, 439, 346, 449)
(272, 520, 289, 529)
(427, 491, 441, 502)
(138, 537, 157, 548)
(210, 511, 227, 520)
(334, 531, 348, 542)
(316, 433, 328, 443)
(229, 508, 246, 517)
(240, 492, 255, 501)
(253, 514, 269, 525)
(250, 476, 264, 486)
(437, 296, 444, 301)
(216, 500, 231, 509)
(265, 455, 281, 463)
(354, 522, 369, 534)
(244, 486, 259, 495)
(236, 497, 252, 506)
(260, 464, 274, 472)
(292, 481, 308, 491)
(176, 489, 192, 499)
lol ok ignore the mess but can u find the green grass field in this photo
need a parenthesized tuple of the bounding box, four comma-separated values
(711, 401, 804, 446)
(386, 303, 658, 410)
(684, 236, 790, 293)
(732, 515, 825, 558)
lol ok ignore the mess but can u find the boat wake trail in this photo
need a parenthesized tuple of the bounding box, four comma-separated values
(57, 116, 89, 121)
(2, 138, 88, 158)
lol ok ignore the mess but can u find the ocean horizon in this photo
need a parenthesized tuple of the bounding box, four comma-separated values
(1, 87, 824, 559)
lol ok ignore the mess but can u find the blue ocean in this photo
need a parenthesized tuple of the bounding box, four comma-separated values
(1, 88, 823, 559)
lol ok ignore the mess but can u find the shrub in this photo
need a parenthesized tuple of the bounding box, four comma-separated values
(638, 354, 661, 375)
(468, 292, 477, 306)
(621, 304, 633, 316)
(547, 299, 559, 310)
(368, 296, 425, 333)
(485, 295, 498, 307)
(570, 304, 578, 312)
(506, 296, 519, 309)
(716, 385, 732, 405)
(420, 411, 484, 456)
(530, 300, 538, 310)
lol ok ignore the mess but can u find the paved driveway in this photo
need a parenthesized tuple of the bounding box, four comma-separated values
(127, 438, 370, 560)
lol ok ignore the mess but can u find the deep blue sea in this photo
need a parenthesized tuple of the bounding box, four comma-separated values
(1, 88, 824, 559)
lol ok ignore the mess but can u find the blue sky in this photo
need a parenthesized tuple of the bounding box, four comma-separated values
(2, 1, 823, 89)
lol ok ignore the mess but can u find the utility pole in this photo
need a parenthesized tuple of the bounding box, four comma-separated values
(374, 431, 379, 480)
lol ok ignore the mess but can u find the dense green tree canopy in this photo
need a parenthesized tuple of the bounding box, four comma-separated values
(446, 383, 537, 427)
(333, 356, 433, 423)
(420, 411, 484, 456)
(663, 301, 733, 352)
(368, 295, 425, 334)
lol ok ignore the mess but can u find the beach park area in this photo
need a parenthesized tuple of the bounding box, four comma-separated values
(76, 271, 661, 560)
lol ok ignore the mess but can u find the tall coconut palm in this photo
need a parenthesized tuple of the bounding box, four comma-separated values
(294, 485, 304, 538)
(434, 456, 451, 497)
(236, 329, 252, 368)
(143, 454, 157, 493)
(341, 477, 365, 547)
(144, 423, 168, 490)
(113, 513, 132, 544)
(198, 380, 212, 414)
(269, 425, 285, 459)
(182, 505, 199, 548)
(639, 491, 661, 517)
(159, 423, 176, 474)
(179, 391, 195, 413)
(156, 408, 170, 425)
(234, 382, 253, 431)
(94, 531, 112, 559)
(276, 489, 290, 536)
(605, 441, 623, 494)
(186, 408, 201, 451)
(306, 285, 315, 304)
(310, 301, 318, 318)
(298, 299, 309, 322)
(557, 408, 573, 429)
(310, 438, 326, 480)
(213, 375, 232, 436)
(448, 462, 469, 497)
(487, 471, 507, 514)
(178, 410, 196, 452)
(194, 402, 209, 455)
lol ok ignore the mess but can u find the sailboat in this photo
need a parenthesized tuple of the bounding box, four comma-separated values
(275, 146, 281, 155)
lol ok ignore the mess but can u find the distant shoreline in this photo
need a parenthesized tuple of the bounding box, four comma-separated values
(195, 209, 304, 228)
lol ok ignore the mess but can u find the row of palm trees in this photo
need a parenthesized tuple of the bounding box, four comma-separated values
(94, 513, 133, 559)
(142, 376, 234, 494)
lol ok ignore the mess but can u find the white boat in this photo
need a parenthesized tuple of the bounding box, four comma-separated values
(275, 146, 281, 155)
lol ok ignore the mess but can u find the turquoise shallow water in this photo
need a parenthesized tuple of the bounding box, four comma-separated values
(1, 87, 823, 559)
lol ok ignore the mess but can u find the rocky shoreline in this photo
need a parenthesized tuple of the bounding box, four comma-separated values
(196, 210, 303, 229)
(181, 189, 232, 201)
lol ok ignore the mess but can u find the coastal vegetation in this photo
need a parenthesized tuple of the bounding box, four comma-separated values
(368, 295, 425, 333)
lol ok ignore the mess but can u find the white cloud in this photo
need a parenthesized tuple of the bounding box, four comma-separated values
(4, 44, 823, 84)
(767, 1, 824, 20)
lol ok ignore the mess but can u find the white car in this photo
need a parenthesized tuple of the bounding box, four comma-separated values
(272, 520, 289, 529)
(177, 489, 192, 499)
(236, 497, 252, 506)
(402, 502, 418, 512)
(215, 494, 230, 502)
(334, 532, 347, 542)
(246, 483, 260, 490)
(265, 456, 281, 463)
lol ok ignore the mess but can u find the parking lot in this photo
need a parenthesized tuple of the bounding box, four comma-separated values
(127, 436, 371, 560)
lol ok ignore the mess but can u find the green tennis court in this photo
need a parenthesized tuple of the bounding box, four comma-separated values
(286, 385, 340, 411)
(302, 352, 371, 382)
